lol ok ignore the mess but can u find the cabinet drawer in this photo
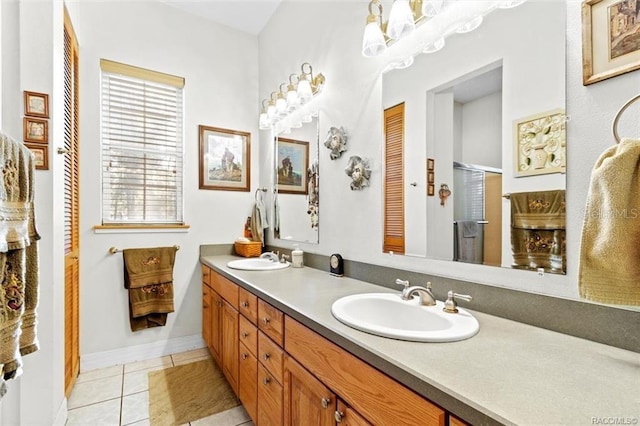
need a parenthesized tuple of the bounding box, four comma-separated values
(211, 272, 239, 309)
(238, 287, 258, 325)
(259, 331, 284, 384)
(285, 317, 445, 426)
(258, 363, 283, 426)
(239, 315, 258, 357)
(239, 343, 257, 423)
(258, 299, 284, 346)
(201, 264, 210, 285)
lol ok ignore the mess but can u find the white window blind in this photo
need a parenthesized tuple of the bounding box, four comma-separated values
(100, 60, 185, 225)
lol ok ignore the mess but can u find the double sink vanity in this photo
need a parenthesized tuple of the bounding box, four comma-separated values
(202, 253, 639, 425)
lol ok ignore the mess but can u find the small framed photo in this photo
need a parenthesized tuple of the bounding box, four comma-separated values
(582, 0, 640, 85)
(25, 143, 48, 170)
(277, 137, 309, 195)
(427, 171, 435, 184)
(514, 108, 566, 177)
(23, 117, 48, 144)
(427, 183, 435, 196)
(198, 125, 251, 191)
(427, 158, 435, 171)
(24, 91, 49, 118)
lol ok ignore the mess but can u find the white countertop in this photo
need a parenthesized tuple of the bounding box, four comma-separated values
(201, 255, 640, 426)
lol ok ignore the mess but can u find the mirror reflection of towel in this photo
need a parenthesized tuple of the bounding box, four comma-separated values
(460, 220, 478, 238)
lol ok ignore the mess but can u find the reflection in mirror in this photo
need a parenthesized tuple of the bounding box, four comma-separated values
(274, 114, 319, 244)
(382, 1, 566, 273)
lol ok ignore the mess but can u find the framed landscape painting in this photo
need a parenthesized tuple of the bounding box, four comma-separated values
(198, 125, 250, 191)
(277, 137, 308, 195)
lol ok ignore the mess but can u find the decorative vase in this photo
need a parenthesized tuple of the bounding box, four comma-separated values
(530, 147, 548, 169)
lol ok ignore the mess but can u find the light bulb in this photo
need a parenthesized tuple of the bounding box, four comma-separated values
(259, 112, 269, 129)
(362, 21, 387, 57)
(297, 78, 313, 104)
(387, 0, 415, 40)
(276, 97, 287, 117)
(286, 89, 299, 112)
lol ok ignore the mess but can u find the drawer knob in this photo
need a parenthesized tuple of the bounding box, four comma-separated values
(241, 353, 248, 360)
(334, 411, 344, 423)
(241, 332, 249, 338)
(262, 377, 270, 385)
(263, 317, 270, 325)
(263, 353, 270, 361)
(321, 398, 331, 409)
(241, 301, 249, 308)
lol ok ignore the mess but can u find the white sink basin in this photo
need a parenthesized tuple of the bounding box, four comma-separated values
(331, 293, 479, 342)
(227, 258, 290, 271)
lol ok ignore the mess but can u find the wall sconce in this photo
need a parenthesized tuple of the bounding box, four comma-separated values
(362, 0, 527, 70)
(259, 62, 325, 133)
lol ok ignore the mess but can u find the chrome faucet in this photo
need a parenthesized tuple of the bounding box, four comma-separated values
(401, 282, 437, 306)
(259, 251, 279, 262)
(280, 253, 290, 263)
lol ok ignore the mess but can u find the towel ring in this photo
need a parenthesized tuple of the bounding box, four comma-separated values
(612, 93, 640, 144)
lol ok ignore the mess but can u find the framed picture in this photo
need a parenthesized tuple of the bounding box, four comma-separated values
(25, 143, 48, 170)
(582, 0, 640, 85)
(427, 158, 435, 171)
(427, 184, 435, 196)
(427, 171, 435, 184)
(198, 125, 250, 191)
(23, 117, 48, 144)
(514, 108, 566, 177)
(24, 91, 49, 118)
(277, 137, 309, 195)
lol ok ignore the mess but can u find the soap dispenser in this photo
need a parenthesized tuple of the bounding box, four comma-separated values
(291, 245, 304, 268)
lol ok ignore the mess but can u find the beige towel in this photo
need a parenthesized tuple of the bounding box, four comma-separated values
(579, 138, 640, 305)
(123, 247, 177, 331)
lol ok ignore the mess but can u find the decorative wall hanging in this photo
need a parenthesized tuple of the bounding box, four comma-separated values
(25, 143, 48, 170)
(438, 183, 451, 206)
(277, 137, 309, 195)
(514, 108, 566, 177)
(307, 159, 319, 229)
(582, 0, 640, 85)
(24, 91, 49, 118)
(323, 126, 348, 160)
(345, 155, 371, 191)
(23, 117, 48, 144)
(198, 125, 250, 191)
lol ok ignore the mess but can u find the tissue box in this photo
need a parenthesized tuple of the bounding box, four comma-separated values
(234, 241, 262, 257)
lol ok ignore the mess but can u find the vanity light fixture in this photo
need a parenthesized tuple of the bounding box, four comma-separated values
(259, 62, 325, 133)
(362, 0, 527, 71)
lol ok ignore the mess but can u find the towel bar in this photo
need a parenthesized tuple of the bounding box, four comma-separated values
(109, 245, 180, 254)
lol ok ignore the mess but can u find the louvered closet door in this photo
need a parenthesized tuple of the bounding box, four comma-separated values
(383, 103, 405, 254)
(63, 8, 81, 398)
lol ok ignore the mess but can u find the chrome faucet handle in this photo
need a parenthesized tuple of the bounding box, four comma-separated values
(443, 290, 472, 314)
(280, 253, 290, 263)
(395, 279, 410, 290)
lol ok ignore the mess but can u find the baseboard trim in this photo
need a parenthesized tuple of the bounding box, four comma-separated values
(81, 334, 205, 372)
(53, 398, 67, 426)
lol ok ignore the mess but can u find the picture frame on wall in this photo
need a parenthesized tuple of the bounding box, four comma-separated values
(23, 117, 48, 144)
(514, 108, 566, 177)
(198, 125, 251, 191)
(427, 158, 435, 170)
(25, 143, 49, 170)
(277, 137, 309, 195)
(24, 91, 49, 118)
(582, 0, 640, 85)
(427, 184, 435, 196)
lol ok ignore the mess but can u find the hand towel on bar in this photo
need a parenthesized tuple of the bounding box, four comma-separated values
(510, 190, 566, 274)
(460, 220, 478, 238)
(579, 138, 640, 306)
(250, 202, 265, 246)
(123, 246, 177, 331)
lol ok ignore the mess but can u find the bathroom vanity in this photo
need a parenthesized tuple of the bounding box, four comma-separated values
(200, 254, 639, 425)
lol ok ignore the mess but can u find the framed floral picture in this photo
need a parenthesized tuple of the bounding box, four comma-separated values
(582, 0, 640, 85)
(514, 108, 566, 177)
(23, 117, 48, 144)
(25, 143, 48, 170)
(24, 91, 49, 118)
(198, 125, 250, 191)
(277, 137, 308, 195)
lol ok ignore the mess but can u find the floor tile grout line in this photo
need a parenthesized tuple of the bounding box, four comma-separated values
(119, 365, 125, 426)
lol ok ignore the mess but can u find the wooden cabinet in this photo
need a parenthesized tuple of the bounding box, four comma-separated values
(449, 415, 469, 426)
(257, 363, 283, 426)
(209, 289, 222, 366)
(258, 299, 284, 346)
(239, 286, 258, 324)
(222, 300, 239, 394)
(335, 400, 371, 426)
(202, 283, 211, 350)
(239, 342, 258, 421)
(283, 355, 335, 426)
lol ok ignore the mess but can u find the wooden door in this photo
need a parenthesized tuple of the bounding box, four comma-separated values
(202, 283, 211, 349)
(63, 7, 80, 398)
(383, 103, 405, 254)
(222, 300, 239, 394)
(210, 291, 222, 366)
(239, 343, 258, 423)
(283, 355, 335, 426)
(257, 363, 283, 426)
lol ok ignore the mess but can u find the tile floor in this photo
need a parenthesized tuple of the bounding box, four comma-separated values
(66, 348, 254, 426)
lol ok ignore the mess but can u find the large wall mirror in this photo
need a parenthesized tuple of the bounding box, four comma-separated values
(382, 1, 566, 273)
(273, 114, 320, 244)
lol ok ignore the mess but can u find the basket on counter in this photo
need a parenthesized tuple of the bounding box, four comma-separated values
(234, 240, 262, 258)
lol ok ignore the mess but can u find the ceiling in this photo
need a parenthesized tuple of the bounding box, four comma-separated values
(160, 0, 282, 35)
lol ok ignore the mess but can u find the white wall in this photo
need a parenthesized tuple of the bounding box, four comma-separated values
(460, 92, 502, 168)
(65, 1, 260, 363)
(259, 1, 640, 304)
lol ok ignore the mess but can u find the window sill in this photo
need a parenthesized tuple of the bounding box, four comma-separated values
(93, 224, 191, 234)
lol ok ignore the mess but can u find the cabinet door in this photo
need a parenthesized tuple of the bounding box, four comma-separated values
(335, 400, 371, 426)
(222, 300, 239, 395)
(202, 283, 212, 349)
(210, 290, 222, 367)
(258, 363, 283, 426)
(239, 343, 258, 423)
(283, 355, 335, 426)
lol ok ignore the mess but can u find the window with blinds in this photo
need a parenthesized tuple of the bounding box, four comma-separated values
(383, 103, 405, 254)
(100, 59, 185, 225)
